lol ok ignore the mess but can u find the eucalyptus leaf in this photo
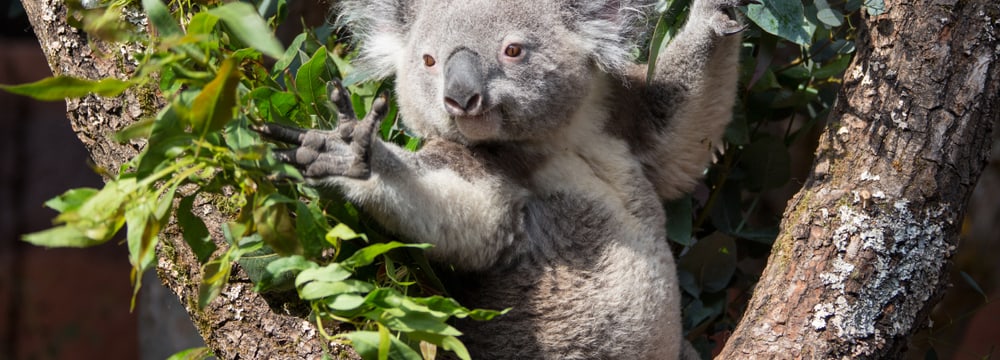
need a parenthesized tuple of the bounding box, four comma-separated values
(208, 2, 284, 58)
(344, 331, 423, 360)
(745, 0, 814, 46)
(343, 242, 433, 269)
(178, 196, 216, 264)
(295, 263, 352, 287)
(142, 0, 182, 37)
(678, 232, 737, 294)
(295, 47, 333, 121)
(0, 76, 133, 101)
(191, 58, 241, 136)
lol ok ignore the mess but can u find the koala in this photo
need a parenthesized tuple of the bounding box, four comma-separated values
(258, 0, 745, 358)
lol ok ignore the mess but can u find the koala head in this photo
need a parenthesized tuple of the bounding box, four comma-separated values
(338, 0, 651, 144)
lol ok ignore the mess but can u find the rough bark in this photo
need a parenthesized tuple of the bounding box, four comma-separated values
(718, 0, 999, 358)
(19, 0, 341, 358)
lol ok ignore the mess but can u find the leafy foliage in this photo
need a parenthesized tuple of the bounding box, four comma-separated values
(9, 0, 500, 358)
(3, 0, 874, 358)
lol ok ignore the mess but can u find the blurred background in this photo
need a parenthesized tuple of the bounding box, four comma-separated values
(0, 0, 997, 358)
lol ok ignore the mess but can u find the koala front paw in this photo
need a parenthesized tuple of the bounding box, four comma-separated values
(257, 80, 389, 180)
(695, 0, 758, 36)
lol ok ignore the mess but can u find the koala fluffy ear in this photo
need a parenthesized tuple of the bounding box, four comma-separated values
(336, 0, 416, 80)
(564, 0, 653, 75)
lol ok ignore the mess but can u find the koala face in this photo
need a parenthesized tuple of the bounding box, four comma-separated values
(393, 0, 596, 144)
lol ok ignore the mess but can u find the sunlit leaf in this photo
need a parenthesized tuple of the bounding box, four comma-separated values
(191, 58, 241, 136)
(295, 263, 352, 287)
(295, 47, 332, 120)
(142, 0, 182, 37)
(343, 242, 432, 269)
(0, 76, 133, 101)
(344, 331, 423, 360)
(166, 347, 214, 360)
(745, 0, 814, 46)
(22, 225, 99, 248)
(208, 2, 284, 58)
(44, 188, 99, 213)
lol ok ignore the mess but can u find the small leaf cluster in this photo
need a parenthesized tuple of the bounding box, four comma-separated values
(650, 0, 869, 353)
(6, 0, 499, 359)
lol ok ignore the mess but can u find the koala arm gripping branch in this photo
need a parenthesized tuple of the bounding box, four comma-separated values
(628, 0, 749, 200)
(258, 83, 524, 272)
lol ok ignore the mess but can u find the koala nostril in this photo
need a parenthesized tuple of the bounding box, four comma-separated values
(466, 94, 482, 113)
(444, 93, 483, 115)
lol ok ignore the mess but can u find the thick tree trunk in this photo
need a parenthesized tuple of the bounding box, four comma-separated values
(718, 0, 999, 358)
(18, 0, 341, 358)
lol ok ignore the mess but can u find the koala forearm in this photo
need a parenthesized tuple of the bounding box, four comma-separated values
(639, 5, 743, 199)
(326, 139, 525, 271)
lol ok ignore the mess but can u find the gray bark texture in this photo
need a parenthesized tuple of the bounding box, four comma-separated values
(718, 0, 999, 358)
(17, 0, 1000, 358)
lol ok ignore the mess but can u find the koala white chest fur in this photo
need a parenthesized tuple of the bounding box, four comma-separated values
(261, 0, 745, 358)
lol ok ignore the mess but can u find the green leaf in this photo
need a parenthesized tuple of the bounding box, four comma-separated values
(328, 293, 368, 311)
(745, 0, 814, 46)
(187, 12, 220, 35)
(665, 196, 693, 246)
(208, 2, 285, 59)
(137, 105, 192, 179)
(299, 279, 374, 300)
(273, 33, 307, 74)
(142, 0, 182, 37)
(44, 188, 99, 213)
(813, 0, 844, 28)
(254, 200, 301, 256)
(0, 76, 133, 101)
(125, 193, 160, 279)
(343, 242, 432, 269)
(344, 331, 423, 360)
(296, 202, 329, 258)
(199, 259, 231, 309)
(250, 87, 299, 122)
(326, 223, 362, 245)
(178, 196, 216, 264)
(865, 0, 886, 16)
(406, 333, 471, 360)
(678, 232, 737, 295)
(191, 58, 241, 136)
(256, 255, 317, 291)
(295, 47, 332, 120)
(114, 118, 155, 142)
(166, 347, 214, 360)
(295, 263, 352, 287)
(22, 225, 99, 248)
(813, 54, 852, 79)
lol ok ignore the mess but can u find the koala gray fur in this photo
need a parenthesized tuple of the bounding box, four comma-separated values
(261, 0, 744, 358)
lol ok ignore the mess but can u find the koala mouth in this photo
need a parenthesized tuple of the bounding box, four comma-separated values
(453, 110, 503, 142)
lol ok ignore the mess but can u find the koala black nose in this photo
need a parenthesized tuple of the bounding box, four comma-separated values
(443, 49, 485, 116)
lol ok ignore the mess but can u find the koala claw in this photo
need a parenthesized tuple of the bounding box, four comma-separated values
(256, 88, 390, 180)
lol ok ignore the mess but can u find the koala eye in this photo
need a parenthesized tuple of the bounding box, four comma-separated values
(423, 54, 436, 67)
(503, 44, 523, 58)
